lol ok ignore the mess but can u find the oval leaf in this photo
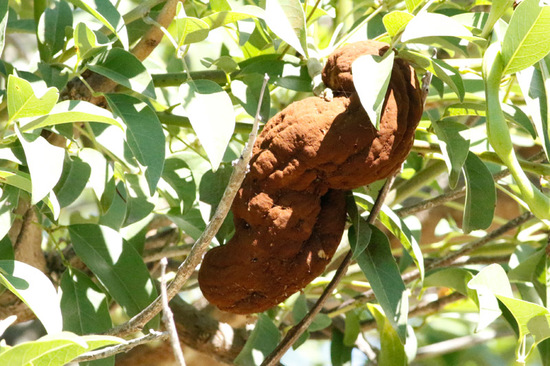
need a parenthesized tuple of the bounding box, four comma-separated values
(352, 52, 395, 129)
(69, 224, 159, 330)
(7, 74, 59, 121)
(401, 12, 473, 42)
(88, 48, 156, 98)
(265, 0, 308, 57)
(356, 224, 408, 342)
(383, 11, 414, 39)
(179, 80, 235, 171)
(462, 152, 496, 233)
(15, 127, 65, 204)
(432, 120, 470, 189)
(0, 260, 63, 334)
(105, 94, 165, 194)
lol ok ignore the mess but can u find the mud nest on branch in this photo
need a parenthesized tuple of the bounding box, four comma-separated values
(198, 40, 423, 314)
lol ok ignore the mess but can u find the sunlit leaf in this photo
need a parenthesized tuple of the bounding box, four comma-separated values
(352, 52, 395, 129)
(265, 0, 308, 57)
(383, 11, 413, 39)
(0, 260, 63, 334)
(20, 99, 122, 132)
(501, 0, 550, 75)
(74, 22, 112, 61)
(368, 304, 408, 365)
(7, 75, 59, 121)
(105, 94, 165, 194)
(60, 268, 112, 334)
(69, 224, 159, 330)
(401, 12, 474, 42)
(66, 0, 128, 49)
(88, 48, 155, 98)
(179, 80, 235, 171)
(15, 127, 65, 204)
(37, 0, 72, 61)
(468, 264, 513, 331)
(0, 167, 31, 193)
(0, 332, 123, 366)
(202, 6, 265, 29)
(0, 0, 8, 55)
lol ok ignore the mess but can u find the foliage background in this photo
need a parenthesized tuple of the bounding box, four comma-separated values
(0, 0, 549, 365)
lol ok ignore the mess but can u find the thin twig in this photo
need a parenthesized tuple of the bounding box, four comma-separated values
(160, 258, 186, 366)
(74, 331, 169, 362)
(261, 172, 399, 366)
(109, 74, 270, 337)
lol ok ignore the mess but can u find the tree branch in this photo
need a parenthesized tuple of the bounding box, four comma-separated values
(109, 75, 270, 337)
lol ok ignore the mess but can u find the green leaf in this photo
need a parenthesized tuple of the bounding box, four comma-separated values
(105, 94, 165, 194)
(383, 11, 413, 39)
(501, 0, 550, 75)
(98, 180, 127, 229)
(529, 314, 550, 345)
(19, 100, 123, 132)
(54, 156, 91, 207)
(0, 260, 63, 334)
(234, 314, 280, 366)
(37, 0, 72, 61)
(400, 50, 465, 101)
(265, 0, 308, 57)
(331, 329, 353, 366)
(202, 6, 265, 29)
(60, 268, 112, 334)
(432, 120, 470, 189)
(0, 0, 9, 55)
(74, 22, 112, 61)
(7, 74, 59, 121)
(15, 127, 65, 204)
(79, 148, 112, 202)
(462, 152, 495, 233)
(161, 156, 197, 215)
(424, 267, 475, 296)
(343, 310, 361, 347)
(354, 193, 424, 280)
(356, 224, 408, 342)
(352, 52, 395, 129)
(467, 264, 514, 331)
(69, 224, 159, 330)
(88, 48, 155, 98)
(517, 64, 550, 160)
(481, 0, 514, 38)
(0, 167, 31, 193)
(231, 74, 271, 121)
(368, 304, 408, 366)
(498, 295, 549, 355)
(404, 0, 422, 13)
(174, 3, 210, 46)
(401, 12, 473, 42)
(0, 332, 123, 366)
(66, 0, 128, 49)
(180, 80, 235, 171)
(123, 173, 155, 226)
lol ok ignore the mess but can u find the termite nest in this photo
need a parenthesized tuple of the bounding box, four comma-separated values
(198, 40, 423, 314)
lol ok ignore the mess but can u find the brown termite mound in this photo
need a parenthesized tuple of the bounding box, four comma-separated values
(198, 40, 423, 314)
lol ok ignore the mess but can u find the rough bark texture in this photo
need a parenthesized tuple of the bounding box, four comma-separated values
(198, 40, 423, 314)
